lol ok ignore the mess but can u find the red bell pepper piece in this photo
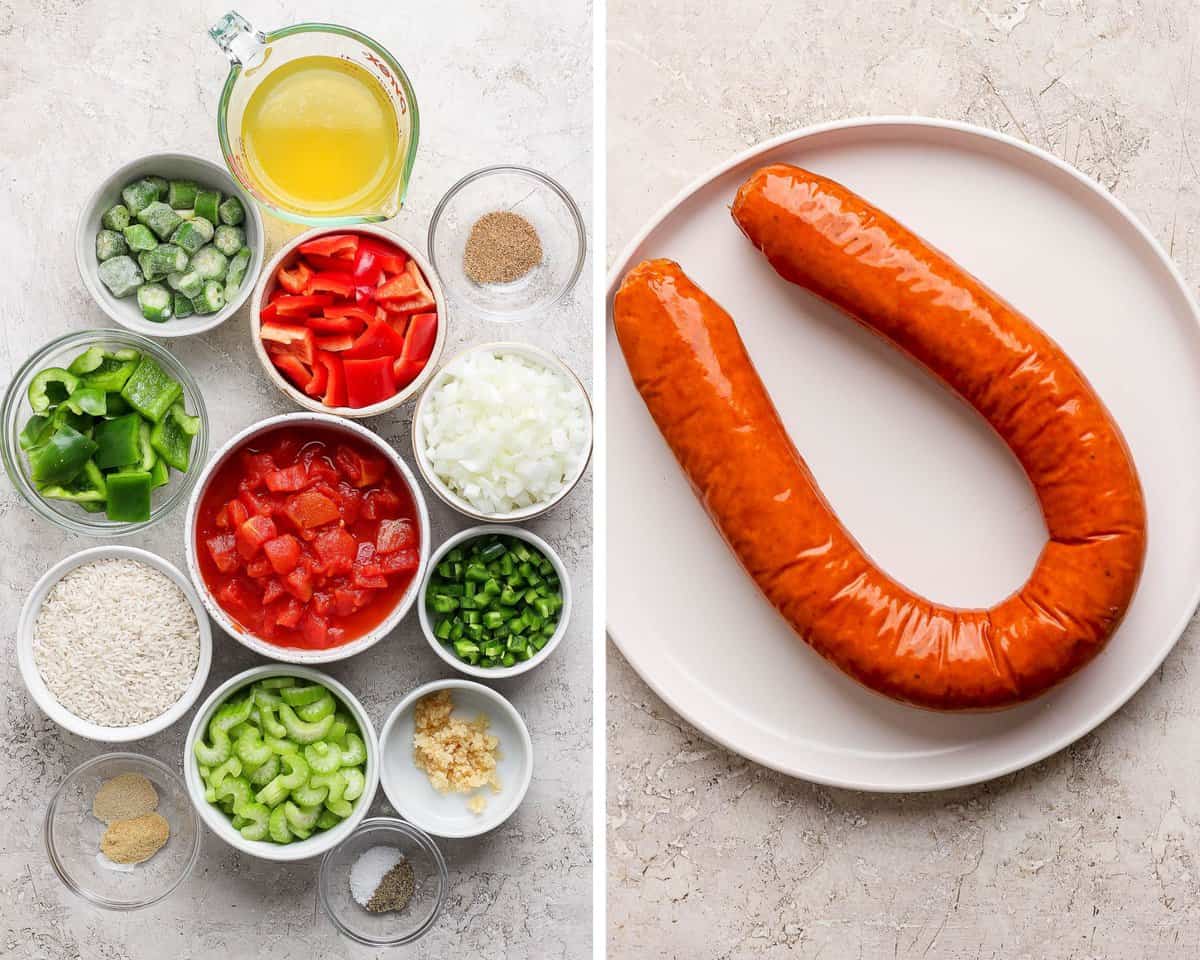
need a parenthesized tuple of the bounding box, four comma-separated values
(392, 356, 427, 389)
(284, 489, 341, 529)
(205, 533, 239, 573)
(306, 314, 364, 336)
(364, 241, 409, 275)
(276, 260, 313, 295)
(270, 352, 312, 391)
(307, 272, 356, 298)
(263, 534, 303, 575)
(274, 294, 335, 318)
(343, 356, 397, 408)
(262, 320, 317, 364)
(236, 514, 278, 560)
(343, 320, 406, 360)
(261, 301, 279, 323)
(376, 518, 416, 555)
(324, 304, 378, 323)
(299, 234, 359, 260)
(315, 333, 355, 352)
(403, 313, 438, 364)
(265, 464, 309, 493)
(304, 355, 329, 398)
(314, 351, 347, 408)
(352, 247, 382, 286)
(376, 261, 435, 313)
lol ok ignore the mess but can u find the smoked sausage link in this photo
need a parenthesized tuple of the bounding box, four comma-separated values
(612, 164, 1146, 710)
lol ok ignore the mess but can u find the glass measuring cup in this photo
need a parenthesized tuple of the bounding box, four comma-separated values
(208, 11, 419, 226)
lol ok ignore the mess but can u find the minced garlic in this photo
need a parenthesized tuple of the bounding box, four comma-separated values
(412, 690, 501, 808)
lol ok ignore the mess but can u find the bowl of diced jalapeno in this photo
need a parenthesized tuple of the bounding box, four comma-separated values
(1, 330, 208, 535)
(417, 525, 571, 678)
(76, 153, 264, 337)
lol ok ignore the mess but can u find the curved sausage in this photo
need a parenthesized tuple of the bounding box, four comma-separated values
(612, 164, 1146, 710)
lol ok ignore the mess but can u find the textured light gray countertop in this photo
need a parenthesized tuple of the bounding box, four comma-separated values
(0, 1, 592, 958)
(607, 2, 1200, 957)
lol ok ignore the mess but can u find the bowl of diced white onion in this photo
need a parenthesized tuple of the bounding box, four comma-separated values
(411, 343, 592, 522)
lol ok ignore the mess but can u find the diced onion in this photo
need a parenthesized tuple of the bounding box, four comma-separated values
(422, 351, 589, 514)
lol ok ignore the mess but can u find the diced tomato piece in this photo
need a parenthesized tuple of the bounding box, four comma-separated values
(246, 556, 273, 579)
(272, 596, 304, 628)
(315, 333, 355, 352)
(263, 533, 302, 575)
(314, 527, 357, 573)
(271, 352, 313, 390)
(276, 260, 313, 295)
(392, 356, 427, 389)
(299, 234, 359, 260)
(334, 587, 372, 617)
(363, 488, 401, 520)
(335, 446, 388, 488)
(328, 626, 346, 646)
(265, 464, 309, 493)
(215, 503, 230, 529)
(403, 313, 438, 364)
(218, 578, 258, 612)
(262, 578, 286, 605)
(240, 452, 276, 487)
(239, 486, 272, 517)
(356, 542, 377, 565)
(376, 261, 435, 313)
(303, 457, 339, 489)
(224, 499, 249, 530)
(274, 294, 336, 319)
(284, 563, 314, 602)
(380, 548, 420, 574)
(343, 320, 406, 360)
(311, 591, 334, 618)
(335, 481, 362, 523)
(284, 488, 341, 529)
(205, 533, 239, 573)
(343, 356, 397, 408)
(376, 518, 416, 554)
(315, 351, 347, 408)
(307, 271, 355, 298)
(300, 608, 331, 647)
(352, 565, 388, 589)
(236, 514, 277, 560)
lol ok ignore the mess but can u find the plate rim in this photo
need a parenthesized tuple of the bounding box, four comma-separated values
(605, 114, 1200, 792)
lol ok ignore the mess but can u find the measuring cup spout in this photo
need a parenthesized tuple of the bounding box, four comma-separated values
(208, 11, 266, 67)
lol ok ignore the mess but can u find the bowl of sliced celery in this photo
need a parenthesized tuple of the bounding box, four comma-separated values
(0, 330, 208, 536)
(76, 153, 264, 337)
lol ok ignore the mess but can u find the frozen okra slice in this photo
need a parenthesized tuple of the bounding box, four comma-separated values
(191, 244, 228, 281)
(137, 201, 183, 241)
(138, 244, 188, 282)
(225, 247, 251, 299)
(169, 270, 205, 299)
(217, 196, 245, 226)
(97, 256, 144, 298)
(167, 179, 199, 209)
(137, 283, 173, 322)
(193, 279, 226, 315)
(173, 293, 194, 319)
(95, 229, 128, 262)
(122, 223, 158, 252)
(213, 225, 245, 257)
(101, 203, 131, 231)
(194, 189, 221, 224)
(121, 178, 160, 215)
(170, 217, 213, 256)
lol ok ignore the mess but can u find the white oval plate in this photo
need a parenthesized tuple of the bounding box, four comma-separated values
(606, 117, 1200, 792)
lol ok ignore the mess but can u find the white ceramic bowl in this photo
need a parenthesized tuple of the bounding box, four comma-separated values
(378, 679, 533, 838)
(184, 411, 431, 664)
(417, 525, 572, 679)
(76, 152, 264, 337)
(411, 341, 593, 522)
(17, 546, 213, 741)
(250, 225, 448, 419)
(183, 665, 379, 862)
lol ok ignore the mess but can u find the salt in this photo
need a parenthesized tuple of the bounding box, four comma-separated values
(349, 845, 404, 908)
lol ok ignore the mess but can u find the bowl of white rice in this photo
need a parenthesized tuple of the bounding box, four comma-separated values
(411, 342, 592, 522)
(17, 546, 212, 741)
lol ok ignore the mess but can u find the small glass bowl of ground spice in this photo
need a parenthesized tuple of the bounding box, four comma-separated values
(44, 753, 201, 910)
(318, 817, 448, 946)
(427, 165, 585, 322)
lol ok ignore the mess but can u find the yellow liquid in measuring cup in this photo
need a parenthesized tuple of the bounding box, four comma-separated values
(241, 55, 403, 217)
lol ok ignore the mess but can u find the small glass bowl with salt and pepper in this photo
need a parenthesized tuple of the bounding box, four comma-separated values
(427, 164, 586, 322)
(318, 817, 448, 946)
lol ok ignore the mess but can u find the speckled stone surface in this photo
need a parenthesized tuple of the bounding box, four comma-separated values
(0, 1, 591, 957)
(608, 2, 1200, 957)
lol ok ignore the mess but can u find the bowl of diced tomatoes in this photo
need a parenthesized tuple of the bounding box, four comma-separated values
(184, 411, 431, 663)
(251, 227, 446, 419)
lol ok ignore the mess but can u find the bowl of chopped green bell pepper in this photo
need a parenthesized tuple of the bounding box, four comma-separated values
(75, 153, 264, 338)
(417, 525, 572, 679)
(1, 330, 208, 535)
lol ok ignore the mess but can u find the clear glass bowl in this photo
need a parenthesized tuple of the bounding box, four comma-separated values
(44, 753, 201, 910)
(427, 165, 586, 322)
(1, 330, 209, 537)
(319, 817, 448, 946)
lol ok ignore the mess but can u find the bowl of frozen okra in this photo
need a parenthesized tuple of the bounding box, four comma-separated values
(76, 153, 265, 337)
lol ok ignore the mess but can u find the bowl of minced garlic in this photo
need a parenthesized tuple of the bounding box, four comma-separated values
(44, 753, 201, 908)
(379, 680, 533, 838)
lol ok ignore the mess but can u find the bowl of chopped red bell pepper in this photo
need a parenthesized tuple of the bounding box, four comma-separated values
(251, 227, 446, 419)
(184, 411, 431, 664)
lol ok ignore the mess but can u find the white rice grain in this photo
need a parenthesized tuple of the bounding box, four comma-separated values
(33, 558, 200, 727)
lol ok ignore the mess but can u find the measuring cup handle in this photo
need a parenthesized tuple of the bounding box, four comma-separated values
(208, 10, 266, 66)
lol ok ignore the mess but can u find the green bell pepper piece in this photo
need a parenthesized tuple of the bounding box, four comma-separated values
(65, 387, 106, 417)
(40, 459, 106, 503)
(28, 426, 98, 486)
(28, 368, 80, 413)
(19, 414, 51, 451)
(150, 402, 199, 472)
(49, 405, 93, 437)
(67, 347, 106, 376)
(78, 500, 105, 513)
(104, 393, 132, 416)
(93, 414, 142, 470)
(119, 356, 182, 422)
(83, 351, 140, 393)
(105, 471, 152, 522)
(149, 455, 170, 489)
